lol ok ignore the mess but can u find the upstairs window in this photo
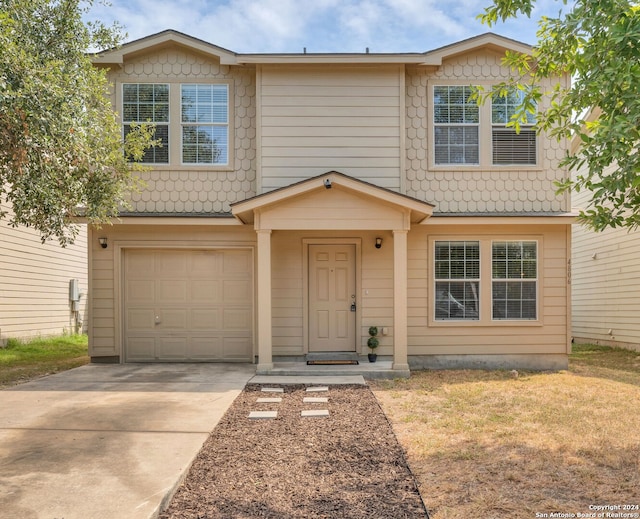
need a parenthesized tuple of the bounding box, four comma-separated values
(492, 89, 537, 165)
(433, 86, 479, 165)
(434, 241, 480, 320)
(122, 84, 169, 164)
(181, 84, 228, 165)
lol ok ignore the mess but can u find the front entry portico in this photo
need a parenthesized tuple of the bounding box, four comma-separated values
(231, 171, 433, 374)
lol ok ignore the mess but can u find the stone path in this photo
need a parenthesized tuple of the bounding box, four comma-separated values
(248, 386, 330, 419)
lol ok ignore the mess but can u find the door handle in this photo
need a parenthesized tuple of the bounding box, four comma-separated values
(350, 302, 356, 312)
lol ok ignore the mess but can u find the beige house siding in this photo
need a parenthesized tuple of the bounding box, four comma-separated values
(0, 202, 87, 342)
(86, 32, 573, 369)
(104, 47, 257, 214)
(99, 41, 571, 216)
(408, 223, 569, 356)
(270, 231, 395, 357)
(572, 168, 640, 350)
(360, 232, 394, 353)
(95, 223, 569, 362)
(258, 65, 403, 192)
(271, 232, 304, 355)
(256, 187, 409, 230)
(268, 224, 570, 360)
(405, 51, 570, 213)
(87, 223, 255, 358)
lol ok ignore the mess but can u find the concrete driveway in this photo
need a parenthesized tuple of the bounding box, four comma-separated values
(0, 363, 255, 519)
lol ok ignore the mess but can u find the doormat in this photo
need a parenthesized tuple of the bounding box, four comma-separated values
(306, 360, 359, 365)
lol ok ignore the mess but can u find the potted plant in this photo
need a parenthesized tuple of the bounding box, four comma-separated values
(367, 326, 379, 362)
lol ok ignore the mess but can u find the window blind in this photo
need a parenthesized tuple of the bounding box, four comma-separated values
(492, 128, 536, 165)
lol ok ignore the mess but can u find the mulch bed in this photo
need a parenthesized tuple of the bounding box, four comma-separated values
(159, 384, 429, 519)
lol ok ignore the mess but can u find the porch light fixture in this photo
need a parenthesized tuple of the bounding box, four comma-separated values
(375, 237, 382, 249)
(98, 237, 108, 249)
(324, 178, 332, 189)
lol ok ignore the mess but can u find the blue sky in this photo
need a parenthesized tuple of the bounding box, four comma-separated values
(86, 0, 566, 53)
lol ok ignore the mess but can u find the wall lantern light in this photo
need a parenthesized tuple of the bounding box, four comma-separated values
(375, 237, 382, 249)
(99, 237, 108, 249)
(324, 178, 332, 189)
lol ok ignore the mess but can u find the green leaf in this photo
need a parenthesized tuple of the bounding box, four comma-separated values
(481, 0, 640, 230)
(0, 0, 149, 246)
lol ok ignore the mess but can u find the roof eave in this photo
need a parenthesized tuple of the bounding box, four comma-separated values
(231, 171, 434, 225)
(92, 30, 533, 68)
(91, 29, 240, 66)
(235, 54, 440, 66)
(424, 32, 533, 64)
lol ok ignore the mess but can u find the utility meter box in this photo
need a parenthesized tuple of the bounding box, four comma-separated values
(69, 278, 80, 302)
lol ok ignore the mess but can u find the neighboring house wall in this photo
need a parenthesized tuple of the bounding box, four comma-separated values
(572, 164, 640, 351)
(0, 201, 87, 343)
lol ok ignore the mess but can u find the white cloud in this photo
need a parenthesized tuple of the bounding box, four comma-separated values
(385, 0, 461, 33)
(198, 0, 312, 50)
(85, 0, 556, 53)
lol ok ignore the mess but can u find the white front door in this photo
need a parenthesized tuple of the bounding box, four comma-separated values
(308, 244, 356, 352)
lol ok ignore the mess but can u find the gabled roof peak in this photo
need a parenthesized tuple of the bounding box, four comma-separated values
(93, 29, 532, 67)
(92, 29, 240, 66)
(231, 171, 434, 226)
(424, 32, 532, 63)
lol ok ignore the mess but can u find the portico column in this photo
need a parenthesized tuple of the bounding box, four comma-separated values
(392, 229, 409, 371)
(256, 229, 273, 371)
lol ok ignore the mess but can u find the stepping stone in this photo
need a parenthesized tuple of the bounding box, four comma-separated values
(305, 386, 329, 393)
(261, 387, 284, 393)
(249, 411, 278, 419)
(303, 397, 328, 403)
(301, 409, 330, 417)
(257, 397, 282, 403)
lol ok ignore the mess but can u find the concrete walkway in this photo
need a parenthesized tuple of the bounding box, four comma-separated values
(0, 364, 256, 519)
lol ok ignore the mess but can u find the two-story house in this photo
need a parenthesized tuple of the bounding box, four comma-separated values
(88, 30, 573, 373)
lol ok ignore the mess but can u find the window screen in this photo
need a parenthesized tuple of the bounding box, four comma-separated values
(181, 84, 228, 165)
(492, 241, 537, 320)
(122, 83, 169, 164)
(434, 86, 479, 165)
(491, 89, 537, 165)
(434, 241, 480, 320)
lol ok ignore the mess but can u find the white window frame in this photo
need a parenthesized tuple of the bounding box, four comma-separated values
(491, 88, 537, 166)
(122, 83, 170, 164)
(428, 236, 543, 327)
(429, 81, 540, 170)
(433, 85, 480, 166)
(180, 84, 229, 166)
(491, 240, 538, 321)
(119, 80, 234, 171)
(434, 240, 481, 321)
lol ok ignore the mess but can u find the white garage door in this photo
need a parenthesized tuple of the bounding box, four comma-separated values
(124, 249, 253, 362)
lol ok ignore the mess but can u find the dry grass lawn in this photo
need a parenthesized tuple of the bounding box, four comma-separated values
(371, 345, 640, 519)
